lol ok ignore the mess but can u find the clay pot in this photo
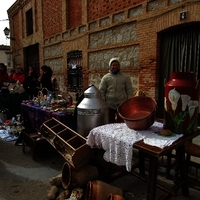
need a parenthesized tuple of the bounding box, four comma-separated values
(107, 194, 125, 200)
(61, 162, 99, 189)
(164, 72, 200, 134)
(85, 180, 123, 200)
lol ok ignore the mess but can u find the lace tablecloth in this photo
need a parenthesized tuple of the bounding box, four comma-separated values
(86, 122, 183, 172)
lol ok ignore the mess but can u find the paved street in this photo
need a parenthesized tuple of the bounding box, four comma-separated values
(0, 136, 200, 200)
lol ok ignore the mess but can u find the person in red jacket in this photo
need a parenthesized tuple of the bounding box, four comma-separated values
(0, 63, 9, 88)
(12, 66, 25, 85)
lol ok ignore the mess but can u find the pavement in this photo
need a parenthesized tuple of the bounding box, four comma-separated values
(0, 135, 200, 200)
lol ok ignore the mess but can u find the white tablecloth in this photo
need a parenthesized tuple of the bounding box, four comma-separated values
(86, 122, 183, 172)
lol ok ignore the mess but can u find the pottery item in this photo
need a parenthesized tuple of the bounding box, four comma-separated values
(164, 72, 200, 134)
(85, 180, 123, 200)
(62, 162, 99, 189)
(107, 194, 125, 200)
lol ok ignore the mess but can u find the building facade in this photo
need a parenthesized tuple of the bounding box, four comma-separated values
(7, 0, 200, 116)
(0, 45, 12, 72)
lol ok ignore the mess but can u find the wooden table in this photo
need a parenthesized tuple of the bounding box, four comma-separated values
(132, 130, 200, 200)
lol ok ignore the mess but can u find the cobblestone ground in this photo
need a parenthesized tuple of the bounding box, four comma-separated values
(0, 136, 200, 200)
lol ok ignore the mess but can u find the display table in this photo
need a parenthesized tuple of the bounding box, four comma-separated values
(87, 122, 183, 171)
(87, 122, 200, 200)
(21, 103, 75, 130)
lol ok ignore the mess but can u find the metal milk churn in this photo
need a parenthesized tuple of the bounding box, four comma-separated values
(164, 72, 200, 135)
(77, 85, 109, 137)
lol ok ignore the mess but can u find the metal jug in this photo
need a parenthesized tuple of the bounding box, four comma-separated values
(0, 108, 8, 122)
(164, 72, 200, 135)
(77, 85, 109, 137)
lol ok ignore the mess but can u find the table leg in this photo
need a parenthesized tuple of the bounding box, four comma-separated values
(166, 151, 173, 179)
(176, 145, 189, 196)
(147, 156, 158, 200)
(138, 151, 145, 176)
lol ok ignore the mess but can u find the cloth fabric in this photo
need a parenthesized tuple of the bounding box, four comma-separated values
(0, 129, 18, 142)
(86, 122, 183, 172)
(109, 57, 120, 67)
(21, 103, 74, 130)
(99, 71, 133, 109)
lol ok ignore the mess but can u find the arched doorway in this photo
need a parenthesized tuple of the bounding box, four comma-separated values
(157, 22, 200, 117)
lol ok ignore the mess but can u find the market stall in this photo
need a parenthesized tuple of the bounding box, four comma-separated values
(21, 102, 75, 130)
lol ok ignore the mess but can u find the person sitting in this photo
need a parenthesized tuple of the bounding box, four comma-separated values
(12, 66, 26, 85)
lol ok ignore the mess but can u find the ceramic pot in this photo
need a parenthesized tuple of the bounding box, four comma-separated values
(164, 72, 200, 134)
(85, 180, 123, 200)
(107, 194, 125, 200)
(61, 162, 99, 189)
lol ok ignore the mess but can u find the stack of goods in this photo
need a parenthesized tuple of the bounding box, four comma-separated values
(0, 115, 24, 142)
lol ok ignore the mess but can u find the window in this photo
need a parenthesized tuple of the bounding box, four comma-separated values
(26, 9, 33, 36)
(67, 50, 83, 92)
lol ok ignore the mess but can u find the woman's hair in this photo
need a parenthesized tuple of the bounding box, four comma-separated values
(16, 66, 24, 73)
(0, 63, 6, 67)
(0, 63, 7, 72)
(41, 65, 48, 71)
(41, 65, 52, 76)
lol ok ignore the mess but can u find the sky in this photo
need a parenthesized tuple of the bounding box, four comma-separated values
(0, 0, 17, 46)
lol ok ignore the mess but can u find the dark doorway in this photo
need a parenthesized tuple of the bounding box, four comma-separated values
(157, 22, 200, 117)
(24, 43, 40, 74)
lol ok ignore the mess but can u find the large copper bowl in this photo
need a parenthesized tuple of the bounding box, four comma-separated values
(117, 96, 157, 130)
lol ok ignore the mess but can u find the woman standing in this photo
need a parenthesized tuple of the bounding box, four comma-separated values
(99, 58, 134, 123)
(25, 66, 39, 99)
(38, 65, 53, 92)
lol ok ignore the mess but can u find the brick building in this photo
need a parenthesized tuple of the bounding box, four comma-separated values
(0, 45, 12, 72)
(7, 0, 200, 116)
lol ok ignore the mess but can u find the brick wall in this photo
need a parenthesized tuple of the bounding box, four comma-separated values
(42, 0, 63, 38)
(68, 0, 82, 29)
(12, 13, 20, 52)
(87, 0, 144, 22)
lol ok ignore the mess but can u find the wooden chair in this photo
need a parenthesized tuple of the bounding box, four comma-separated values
(185, 141, 200, 181)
